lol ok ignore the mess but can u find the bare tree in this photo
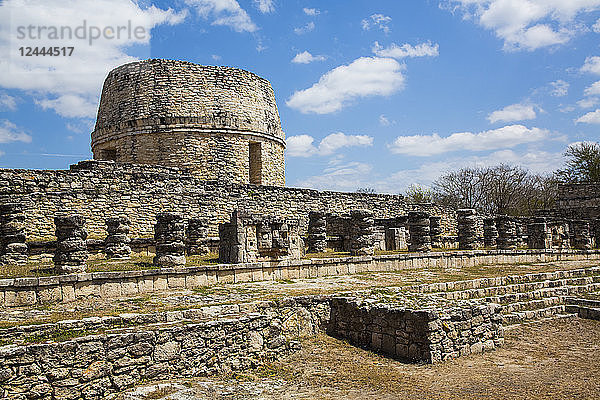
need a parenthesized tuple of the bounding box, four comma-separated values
(432, 167, 485, 210)
(404, 184, 433, 203)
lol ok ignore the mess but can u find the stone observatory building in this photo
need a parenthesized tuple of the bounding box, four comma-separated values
(91, 59, 286, 187)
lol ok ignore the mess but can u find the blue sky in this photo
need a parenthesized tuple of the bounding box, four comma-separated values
(0, 0, 599, 193)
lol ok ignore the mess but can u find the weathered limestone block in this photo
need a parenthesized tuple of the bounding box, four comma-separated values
(515, 218, 528, 248)
(350, 210, 375, 256)
(0, 202, 28, 265)
(549, 221, 570, 249)
(408, 211, 431, 252)
(571, 220, 592, 250)
(527, 217, 551, 250)
(105, 216, 131, 259)
(483, 217, 498, 248)
(457, 209, 479, 250)
(153, 212, 186, 267)
(54, 214, 88, 274)
(186, 218, 210, 256)
(219, 211, 249, 264)
(496, 215, 517, 250)
(594, 218, 600, 249)
(429, 216, 442, 248)
(385, 227, 407, 251)
(307, 211, 327, 254)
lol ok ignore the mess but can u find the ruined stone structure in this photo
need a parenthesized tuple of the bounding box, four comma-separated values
(105, 216, 132, 259)
(307, 212, 327, 254)
(457, 209, 479, 250)
(571, 220, 592, 250)
(496, 215, 517, 250)
(408, 212, 431, 252)
(154, 213, 186, 267)
(92, 60, 286, 187)
(219, 211, 304, 263)
(186, 218, 211, 256)
(0, 203, 27, 266)
(527, 217, 552, 250)
(53, 214, 88, 274)
(483, 217, 498, 248)
(429, 216, 442, 248)
(349, 210, 375, 256)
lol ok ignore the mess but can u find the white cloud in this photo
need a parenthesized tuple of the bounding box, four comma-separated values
(254, 0, 274, 14)
(35, 94, 98, 119)
(594, 18, 600, 32)
(0, 92, 17, 111)
(295, 160, 374, 192)
(379, 115, 391, 127)
(578, 97, 599, 108)
(581, 56, 600, 74)
(286, 57, 405, 114)
(584, 80, 600, 96)
(361, 14, 392, 33)
(488, 103, 538, 123)
(211, 54, 222, 61)
(294, 21, 315, 34)
(447, 1, 600, 51)
(286, 132, 373, 157)
(372, 41, 439, 59)
(550, 80, 569, 97)
(388, 125, 550, 156)
(303, 8, 320, 16)
(0, 120, 32, 143)
(291, 51, 326, 64)
(576, 109, 600, 124)
(186, 0, 256, 32)
(0, 0, 186, 119)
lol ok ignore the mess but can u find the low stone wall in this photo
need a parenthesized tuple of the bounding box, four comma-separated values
(327, 297, 503, 363)
(1, 249, 599, 308)
(565, 297, 600, 321)
(0, 296, 330, 399)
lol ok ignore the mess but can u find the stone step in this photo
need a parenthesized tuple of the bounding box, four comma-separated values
(503, 305, 567, 325)
(485, 283, 600, 305)
(406, 266, 600, 294)
(502, 296, 563, 314)
(503, 312, 577, 330)
(438, 277, 600, 300)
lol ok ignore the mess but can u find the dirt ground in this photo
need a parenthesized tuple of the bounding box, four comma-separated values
(143, 317, 600, 400)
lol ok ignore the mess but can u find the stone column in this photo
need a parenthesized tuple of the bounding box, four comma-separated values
(496, 215, 517, 250)
(350, 210, 375, 256)
(187, 218, 210, 256)
(153, 212, 186, 267)
(408, 211, 431, 252)
(429, 216, 442, 249)
(593, 218, 600, 249)
(0, 203, 28, 265)
(483, 217, 498, 248)
(307, 211, 327, 254)
(54, 214, 88, 274)
(571, 220, 592, 250)
(105, 216, 131, 259)
(527, 217, 551, 250)
(457, 209, 478, 250)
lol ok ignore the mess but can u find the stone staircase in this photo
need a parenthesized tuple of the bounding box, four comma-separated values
(400, 266, 600, 328)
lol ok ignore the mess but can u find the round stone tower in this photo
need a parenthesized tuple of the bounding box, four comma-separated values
(91, 59, 285, 186)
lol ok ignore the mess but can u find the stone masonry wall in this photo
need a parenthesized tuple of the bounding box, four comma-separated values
(0, 161, 455, 241)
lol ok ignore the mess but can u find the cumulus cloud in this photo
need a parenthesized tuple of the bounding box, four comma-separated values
(583, 81, 600, 97)
(446, 1, 600, 51)
(186, 0, 255, 32)
(576, 109, 600, 124)
(295, 160, 374, 192)
(361, 14, 392, 33)
(0, 92, 17, 111)
(291, 51, 326, 64)
(0, 120, 32, 143)
(254, 0, 274, 14)
(286, 57, 405, 114)
(550, 80, 569, 97)
(578, 97, 599, 108)
(0, 0, 186, 120)
(294, 21, 315, 34)
(594, 18, 600, 32)
(581, 56, 600, 74)
(372, 41, 439, 59)
(303, 8, 320, 16)
(388, 125, 550, 156)
(488, 103, 538, 123)
(286, 132, 373, 157)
